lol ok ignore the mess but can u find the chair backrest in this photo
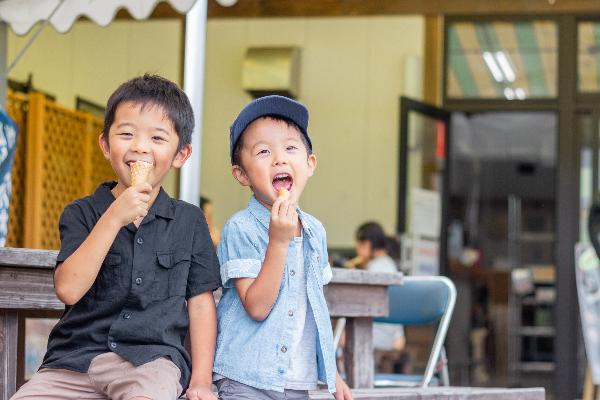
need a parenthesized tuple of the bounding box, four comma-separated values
(375, 276, 454, 326)
(373, 275, 457, 387)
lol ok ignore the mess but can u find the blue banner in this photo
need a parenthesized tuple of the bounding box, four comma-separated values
(0, 109, 18, 246)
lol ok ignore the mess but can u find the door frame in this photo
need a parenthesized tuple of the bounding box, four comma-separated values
(398, 96, 451, 275)
(442, 15, 579, 398)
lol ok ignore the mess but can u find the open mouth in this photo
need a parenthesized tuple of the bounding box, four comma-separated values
(126, 160, 153, 168)
(272, 173, 293, 193)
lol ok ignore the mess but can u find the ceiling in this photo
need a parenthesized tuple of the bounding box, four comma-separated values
(446, 20, 558, 99)
(446, 20, 600, 99)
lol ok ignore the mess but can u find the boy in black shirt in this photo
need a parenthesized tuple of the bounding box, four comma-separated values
(11, 75, 221, 400)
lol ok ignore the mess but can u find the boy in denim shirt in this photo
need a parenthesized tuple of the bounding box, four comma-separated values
(213, 96, 352, 400)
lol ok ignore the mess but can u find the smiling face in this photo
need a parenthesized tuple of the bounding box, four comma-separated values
(232, 117, 316, 208)
(99, 101, 191, 196)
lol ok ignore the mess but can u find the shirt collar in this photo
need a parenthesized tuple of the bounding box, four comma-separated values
(92, 181, 175, 220)
(247, 195, 314, 238)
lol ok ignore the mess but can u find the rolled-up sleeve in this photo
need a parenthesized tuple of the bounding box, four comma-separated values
(218, 220, 263, 288)
(187, 213, 222, 299)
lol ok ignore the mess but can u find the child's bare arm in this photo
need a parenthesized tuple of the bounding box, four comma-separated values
(54, 183, 151, 305)
(235, 196, 297, 321)
(187, 291, 218, 400)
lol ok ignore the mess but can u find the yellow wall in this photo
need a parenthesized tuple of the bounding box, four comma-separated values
(202, 16, 424, 247)
(6, 16, 425, 247)
(7, 19, 183, 195)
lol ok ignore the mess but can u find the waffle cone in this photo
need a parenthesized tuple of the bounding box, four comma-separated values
(130, 161, 153, 185)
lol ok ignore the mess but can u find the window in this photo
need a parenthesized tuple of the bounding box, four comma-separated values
(446, 20, 558, 99)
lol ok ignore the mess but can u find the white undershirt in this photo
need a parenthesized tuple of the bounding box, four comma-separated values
(285, 236, 318, 390)
(368, 255, 405, 350)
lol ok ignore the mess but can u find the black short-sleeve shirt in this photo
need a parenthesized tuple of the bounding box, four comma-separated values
(41, 182, 222, 389)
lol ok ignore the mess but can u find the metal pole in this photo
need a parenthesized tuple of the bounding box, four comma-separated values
(179, 0, 207, 206)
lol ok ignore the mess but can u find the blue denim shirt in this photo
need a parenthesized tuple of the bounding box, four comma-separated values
(213, 196, 337, 393)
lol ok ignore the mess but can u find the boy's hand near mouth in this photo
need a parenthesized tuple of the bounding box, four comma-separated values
(269, 188, 296, 244)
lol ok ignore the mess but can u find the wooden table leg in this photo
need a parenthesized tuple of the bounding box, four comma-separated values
(343, 317, 373, 388)
(1, 310, 18, 400)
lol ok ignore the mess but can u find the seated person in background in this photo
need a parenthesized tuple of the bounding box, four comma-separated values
(347, 222, 398, 273)
(352, 222, 408, 373)
(200, 196, 220, 247)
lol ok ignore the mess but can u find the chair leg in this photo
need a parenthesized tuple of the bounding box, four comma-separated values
(333, 317, 346, 350)
(440, 347, 450, 386)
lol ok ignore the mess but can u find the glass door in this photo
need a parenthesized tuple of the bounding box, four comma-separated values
(397, 97, 451, 276)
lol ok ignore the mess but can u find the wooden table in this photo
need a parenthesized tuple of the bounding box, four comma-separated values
(325, 268, 403, 388)
(0, 248, 403, 398)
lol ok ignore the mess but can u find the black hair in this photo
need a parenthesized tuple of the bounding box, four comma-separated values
(200, 196, 211, 211)
(386, 235, 401, 261)
(102, 74, 194, 151)
(356, 222, 388, 251)
(232, 115, 312, 167)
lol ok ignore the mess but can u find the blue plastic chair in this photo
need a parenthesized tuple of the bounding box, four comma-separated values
(373, 276, 457, 388)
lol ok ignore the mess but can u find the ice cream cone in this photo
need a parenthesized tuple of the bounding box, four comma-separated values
(130, 161, 153, 186)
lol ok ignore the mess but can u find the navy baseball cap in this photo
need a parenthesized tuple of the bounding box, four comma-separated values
(229, 95, 312, 164)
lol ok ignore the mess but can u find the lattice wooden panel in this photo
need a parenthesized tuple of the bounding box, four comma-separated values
(22, 94, 117, 249)
(3, 93, 117, 250)
(5, 92, 27, 248)
(42, 101, 87, 249)
(86, 117, 115, 194)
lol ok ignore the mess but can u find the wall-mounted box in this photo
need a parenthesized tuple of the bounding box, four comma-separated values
(242, 47, 301, 98)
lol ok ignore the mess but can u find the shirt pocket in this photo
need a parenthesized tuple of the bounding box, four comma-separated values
(153, 250, 191, 300)
(95, 252, 121, 301)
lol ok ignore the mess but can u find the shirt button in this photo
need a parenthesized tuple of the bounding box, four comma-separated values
(135, 277, 142, 285)
(123, 313, 131, 319)
(110, 342, 117, 349)
(136, 237, 144, 245)
(281, 346, 287, 353)
(290, 270, 296, 276)
(288, 310, 294, 317)
(278, 368, 285, 374)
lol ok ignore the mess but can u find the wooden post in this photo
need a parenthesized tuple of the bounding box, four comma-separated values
(344, 317, 373, 389)
(82, 114, 94, 196)
(423, 15, 442, 105)
(0, 310, 19, 400)
(23, 93, 46, 249)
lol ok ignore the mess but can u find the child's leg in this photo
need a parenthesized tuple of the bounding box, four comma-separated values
(10, 368, 106, 399)
(216, 378, 309, 400)
(88, 352, 182, 400)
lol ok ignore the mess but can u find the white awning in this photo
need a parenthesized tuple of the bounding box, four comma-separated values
(0, 0, 197, 36)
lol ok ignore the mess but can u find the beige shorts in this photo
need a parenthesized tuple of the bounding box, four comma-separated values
(10, 352, 183, 400)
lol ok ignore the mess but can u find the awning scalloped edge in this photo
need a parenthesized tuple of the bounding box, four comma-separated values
(0, 0, 196, 36)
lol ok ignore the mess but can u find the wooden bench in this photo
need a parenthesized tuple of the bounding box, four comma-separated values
(309, 387, 545, 399)
(0, 247, 404, 399)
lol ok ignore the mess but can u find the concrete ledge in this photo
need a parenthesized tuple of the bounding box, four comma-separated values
(308, 387, 545, 399)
